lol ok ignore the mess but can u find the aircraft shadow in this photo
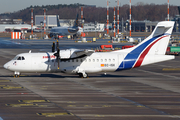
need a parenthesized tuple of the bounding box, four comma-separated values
(89, 74, 136, 78)
(0, 73, 137, 78)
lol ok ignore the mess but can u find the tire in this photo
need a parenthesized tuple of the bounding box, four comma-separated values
(82, 73, 88, 78)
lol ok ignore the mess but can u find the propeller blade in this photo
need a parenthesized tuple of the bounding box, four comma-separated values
(57, 48, 60, 69)
(53, 40, 60, 69)
(52, 42, 55, 52)
(56, 40, 59, 51)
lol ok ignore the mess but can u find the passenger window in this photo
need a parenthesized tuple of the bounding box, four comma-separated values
(105, 59, 107, 62)
(76, 59, 78, 62)
(89, 59, 91, 62)
(97, 59, 99, 62)
(109, 59, 111, 62)
(113, 59, 115, 62)
(81, 59, 83, 62)
(101, 59, 103, 62)
(72, 60, 74, 62)
(93, 59, 95, 62)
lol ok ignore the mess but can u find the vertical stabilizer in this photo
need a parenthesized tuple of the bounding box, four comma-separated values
(57, 15, 60, 27)
(73, 14, 79, 28)
(117, 21, 175, 70)
(131, 21, 174, 56)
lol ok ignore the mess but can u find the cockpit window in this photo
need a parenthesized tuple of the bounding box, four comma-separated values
(13, 56, 19, 60)
(17, 57, 21, 60)
(22, 57, 25, 60)
(13, 56, 25, 60)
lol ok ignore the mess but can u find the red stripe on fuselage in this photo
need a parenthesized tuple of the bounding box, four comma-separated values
(133, 36, 168, 68)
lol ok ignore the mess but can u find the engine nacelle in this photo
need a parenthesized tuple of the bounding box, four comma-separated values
(48, 33, 54, 38)
(60, 49, 84, 59)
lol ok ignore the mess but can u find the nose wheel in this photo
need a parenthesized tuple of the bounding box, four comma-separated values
(14, 71, 20, 78)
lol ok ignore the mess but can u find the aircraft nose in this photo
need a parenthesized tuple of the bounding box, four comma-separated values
(3, 63, 9, 69)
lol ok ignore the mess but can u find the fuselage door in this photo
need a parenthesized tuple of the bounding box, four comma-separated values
(117, 54, 124, 70)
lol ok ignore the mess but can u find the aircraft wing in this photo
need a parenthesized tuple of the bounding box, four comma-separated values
(71, 49, 94, 58)
(60, 49, 95, 59)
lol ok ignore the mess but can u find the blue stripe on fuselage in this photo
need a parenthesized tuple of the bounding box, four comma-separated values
(116, 34, 167, 71)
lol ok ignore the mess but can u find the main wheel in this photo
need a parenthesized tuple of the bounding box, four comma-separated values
(82, 73, 88, 78)
(78, 73, 88, 78)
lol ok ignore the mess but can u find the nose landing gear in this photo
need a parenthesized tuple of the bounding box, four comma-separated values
(14, 71, 20, 78)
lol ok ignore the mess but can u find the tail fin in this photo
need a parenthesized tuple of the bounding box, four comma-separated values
(118, 21, 174, 70)
(130, 21, 174, 55)
(143, 21, 174, 55)
(73, 14, 79, 28)
(57, 15, 60, 27)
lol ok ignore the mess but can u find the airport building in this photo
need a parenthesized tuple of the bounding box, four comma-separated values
(35, 15, 75, 29)
(111, 20, 158, 33)
(171, 15, 180, 32)
(0, 24, 37, 32)
(35, 15, 58, 29)
(35, 15, 105, 32)
(0, 19, 22, 24)
(83, 23, 105, 32)
(126, 21, 158, 32)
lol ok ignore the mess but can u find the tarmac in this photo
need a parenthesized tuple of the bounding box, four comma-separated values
(0, 38, 180, 120)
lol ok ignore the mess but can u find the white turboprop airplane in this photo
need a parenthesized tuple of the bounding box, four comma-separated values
(48, 14, 79, 38)
(4, 21, 175, 78)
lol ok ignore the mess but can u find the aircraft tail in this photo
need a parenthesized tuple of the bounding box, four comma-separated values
(57, 15, 60, 27)
(117, 21, 175, 70)
(73, 14, 79, 28)
(133, 21, 174, 55)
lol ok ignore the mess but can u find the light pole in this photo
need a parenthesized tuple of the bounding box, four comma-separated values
(126, 22, 128, 41)
(40, 21, 43, 39)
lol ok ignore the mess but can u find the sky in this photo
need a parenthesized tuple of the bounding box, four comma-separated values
(0, 0, 179, 14)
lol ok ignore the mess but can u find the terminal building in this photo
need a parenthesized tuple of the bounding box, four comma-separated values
(35, 15, 105, 32)
(35, 15, 58, 29)
(126, 21, 158, 32)
(35, 15, 75, 29)
(83, 22, 105, 32)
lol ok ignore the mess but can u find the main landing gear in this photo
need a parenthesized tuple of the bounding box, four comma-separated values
(78, 72, 88, 78)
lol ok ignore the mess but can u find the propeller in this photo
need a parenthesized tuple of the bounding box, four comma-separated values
(52, 42, 55, 52)
(53, 40, 60, 69)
